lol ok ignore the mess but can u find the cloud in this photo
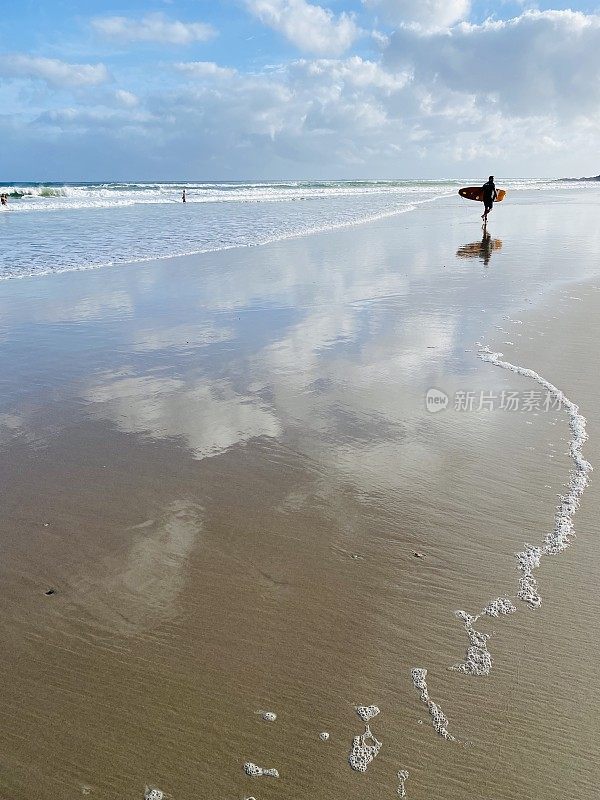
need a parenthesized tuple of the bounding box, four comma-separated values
(384, 10, 600, 116)
(245, 0, 360, 55)
(7, 10, 600, 179)
(114, 89, 140, 107)
(0, 55, 110, 88)
(364, 0, 471, 31)
(92, 12, 216, 45)
(35, 107, 155, 132)
(291, 56, 410, 93)
(174, 61, 237, 80)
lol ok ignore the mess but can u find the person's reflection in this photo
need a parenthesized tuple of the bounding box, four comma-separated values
(456, 229, 502, 266)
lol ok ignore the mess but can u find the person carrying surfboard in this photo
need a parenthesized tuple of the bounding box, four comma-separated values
(481, 176, 497, 223)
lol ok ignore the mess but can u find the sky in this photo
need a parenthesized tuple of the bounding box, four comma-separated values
(1, 0, 600, 180)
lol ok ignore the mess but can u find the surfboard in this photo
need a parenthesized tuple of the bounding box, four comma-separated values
(459, 187, 506, 203)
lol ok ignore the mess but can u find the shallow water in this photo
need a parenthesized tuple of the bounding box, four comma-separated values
(0, 188, 599, 798)
(0, 178, 595, 279)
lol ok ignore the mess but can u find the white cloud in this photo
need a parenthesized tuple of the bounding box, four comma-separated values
(384, 10, 600, 116)
(175, 61, 237, 80)
(8, 9, 600, 179)
(0, 55, 110, 88)
(37, 107, 155, 130)
(114, 89, 140, 107)
(92, 12, 216, 45)
(292, 56, 410, 93)
(245, 0, 360, 55)
(364, 0, 471, 31)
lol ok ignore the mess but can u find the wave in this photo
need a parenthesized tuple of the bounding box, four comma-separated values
(0, 197, 434, 281)
(3, 179, 598, 282)
(0, 178, 590, 214)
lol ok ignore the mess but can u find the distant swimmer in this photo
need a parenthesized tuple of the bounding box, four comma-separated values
(182, 189, 186, 203)
(0, 193, 7, 207)
(481, 175, 497, 224)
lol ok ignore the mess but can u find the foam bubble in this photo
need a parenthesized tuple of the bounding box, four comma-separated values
(450, 612, 492, 676)
(348, 724, 382, 772)
(244, 762, 279, 778)
(356, 705, 380, 722)
(483, 597, 517, 617)
(397, 769, 409, 797)
(261, 711, 277, 722)
(410, 668, 456, 741)
(449, 598, 516, 676)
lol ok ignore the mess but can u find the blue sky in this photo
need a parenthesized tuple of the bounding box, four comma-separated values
(1, 1, 600, 179)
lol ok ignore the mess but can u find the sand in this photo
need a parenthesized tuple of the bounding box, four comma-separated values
(0, 188, 600, 799)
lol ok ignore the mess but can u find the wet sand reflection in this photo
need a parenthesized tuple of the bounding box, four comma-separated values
(456, 231, 503, 266)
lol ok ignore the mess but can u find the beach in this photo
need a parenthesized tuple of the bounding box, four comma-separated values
(1, 184, 600, 799)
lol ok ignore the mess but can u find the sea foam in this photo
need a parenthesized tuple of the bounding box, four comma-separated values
(410, 668, 456, 741)
(479, 347, 592, 610)
(348, 705, 383, 772)
(414, 347, 591, 749)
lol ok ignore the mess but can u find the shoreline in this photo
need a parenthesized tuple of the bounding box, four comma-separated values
(2, 180, 599, 284)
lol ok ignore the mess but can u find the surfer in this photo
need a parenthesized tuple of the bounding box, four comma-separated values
(182, 189, 186, 203)
(481, 176, 497, 223)
(0, 193, 7, 207)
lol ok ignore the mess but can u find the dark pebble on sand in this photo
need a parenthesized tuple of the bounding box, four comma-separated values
(45, 588, 56, 596)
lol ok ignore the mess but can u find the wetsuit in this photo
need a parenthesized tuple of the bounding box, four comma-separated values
(482, 180, 496, 211)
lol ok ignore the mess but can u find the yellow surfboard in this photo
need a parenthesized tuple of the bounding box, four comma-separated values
(459, 187, 506, 203)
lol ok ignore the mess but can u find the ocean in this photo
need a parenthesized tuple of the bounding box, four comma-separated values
(0, 179, 591, 280)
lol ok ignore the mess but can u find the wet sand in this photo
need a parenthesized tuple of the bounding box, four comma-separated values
(1, 188, 600, 799)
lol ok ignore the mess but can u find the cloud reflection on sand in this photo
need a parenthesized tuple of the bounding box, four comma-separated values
(72, 500, 204, 634)
(83, 371, 281, 459)
(39, 289, 134, 323)
(133, 322, 235, 352)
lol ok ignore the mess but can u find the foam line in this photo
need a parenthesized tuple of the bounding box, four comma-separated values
(450, 600, 516, 676)
(478, 347, 592, 608)
(397, 769, 409, 797)
(410, 668, 456, 741)
(414, 347, 591, 757)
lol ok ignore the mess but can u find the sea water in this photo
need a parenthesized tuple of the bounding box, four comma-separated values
(0, 178, 592, 280)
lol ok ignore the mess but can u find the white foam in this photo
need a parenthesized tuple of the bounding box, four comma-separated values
(446, 351, 591, 679)
(479, 347, 592, 608)
(410, 668, 456, 741)
(483, 597, 517, 617)
(261, 711, 277, 722)
(0, 195, 435, 282)
(450, 611, 492, 676)
(397, 769, 409, 797)
(356, 705, 380, 722)
(319, 731, 330, 741)
(348, 724, 382, 772)
(144, 788, 163, 800)
(244, 762, 279, 778)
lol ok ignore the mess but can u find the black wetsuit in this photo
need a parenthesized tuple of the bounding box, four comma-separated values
(482, 180, 496, 209)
